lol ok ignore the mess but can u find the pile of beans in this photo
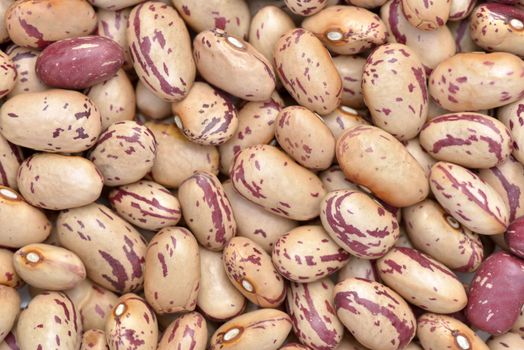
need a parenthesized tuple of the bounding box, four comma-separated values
(0, 0, 523, 349)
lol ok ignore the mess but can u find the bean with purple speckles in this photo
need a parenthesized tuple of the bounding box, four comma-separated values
(487, 332, 524, 349)
(498, 97, 524, 164)
(157, 312, 207, 350)
(5, 45, 47, 98)
(96, 8, 132, 68)
(80, 329, 109, 350)
(449, 0, 476, 20)
(88, 0, 144, 11)
(0, 249, 21, 288)
(506, 216, 524, 258)
(332, 57, 367, 109)
(0, 134, 22, 190)
(319, 166, 362, 193)
(284, 0, 328, 15)
(337, 256, 380, 283)
(0, 286, 19, 344)
(136, 81, 172, 121)
(402, 0, 450, 31)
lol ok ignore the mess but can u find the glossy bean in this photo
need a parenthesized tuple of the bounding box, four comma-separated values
(401, 0, 451, 30)
(332, 56, 366, 109)
(0, 249, 21, 288)
(6, 45, 47, 98)
(0, 286, 19, 344)
(158, 312, 208, 350)
(80, 329, 109, 350)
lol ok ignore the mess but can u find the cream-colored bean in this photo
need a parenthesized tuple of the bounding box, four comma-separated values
(302, 6, 387, 55)
(0, 50, 16, 99)
(144, 227, 200, 314)
(172, 82, 239, 145)
(146, 122, 219, 189)
(13, 243, 86, 290)
(336, 125, 429, 207)
(449, 0, 476, 21)
(0, 133, 22, 189)
(0, 249, 21, 288)
(274, 28, 342, 114)
(193, 29, 275, 102)
(377, 247, 468, 313)
(429, 161, 509, 235)
(0, 1, 13, 44)
(80, 329, 108, 350)
(158, 312, 207, 350)
(231, 145, 326, 220)
(275, 106, 335, 170)
(17, 292, 82, 350)
(402, 138, 436, 176)
(337, 256, 379, 283)
(512, 305, 524, 335)
(209, 309, 292, 350)
(105, 294, 158, 350)
(6, 45, 47, 98)
(448, 18, 481, 53)
(136, 81, 172, 120)
(0, 186, 51, 248)
(57, 203, 147, 293)
(223, 236, 286, 307)
(333, 56, 366, 109)
(88, 0, 144, 11)
(223, 180, 297, 253)
(498, 97, 524, 164)
(284, 0, 328, 15)
(488, 333, 524, 350)
(0, 286, 19, 344)
(402, 0, 451, 31)
(334, 278, 416, 350)
(97, 8, 131, 67)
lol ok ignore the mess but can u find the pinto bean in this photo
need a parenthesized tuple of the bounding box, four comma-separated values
(6, 45, 47, 98)
(402, 138, 436, 176)
(487, 333, 524, 350)
(0, 286, 19, 344)
(80, 329, 109, 350)
(97, 8, 131, 67)
(449, 0, 477, 20)
(0, 134, 23, 189)
(284, 0, 328, 15)
(337, 256, 379, 283)
(498, 96, 524, 164)
(0, 249, 21, 288)
(88, 0, 144, 11)
(136, 81, 172, 120)
(506, 216, 524, 258)
(158, 312, 208, 350)
(332, 56, 366, 109)
(401, 0, 451, 31)
(319, 166, 362, 193)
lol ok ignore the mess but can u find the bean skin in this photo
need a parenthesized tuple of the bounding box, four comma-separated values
(5, 45, 47, 98)
(346, 0, 388, 8)
(0, 248, 21, 288)
(80, 329, 109, 350)
(332, 56, 366, 109)
(402, 138, 436, 176)
(88, 0, 144, 11)
(429, 161, 509, 235)
(334, 278, 416, 350)
(322, 107, 369, 141)
(512, 305, 524, 335)
(279, 344, 311, 350)
(284, 0, 328, 15)
(337, 256, 380, 283)
(506, 216, 524, 258)
(0, 50, 16, 99)
(157, 312, 207, 350)
(0, 286, 19, 344)
(498, 96, 524, 164)
(449, 0, 476, 20)
(319, 166, 362, 193)
(448, 18, 482, 53)
(136, 81, 172, 120)
(0, 1, 12, 44)
(487, 333, 524, 349)
(401, 0, 451, 31)
(97, 8, 132, 67)
(0, 332, 17, 350)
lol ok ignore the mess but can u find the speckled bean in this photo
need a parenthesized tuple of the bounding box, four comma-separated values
(403, 199, 484, 272)
(498, 96, 524, 163)
(230, 144, 326, 220)
(0, 286, 19, 344)
(319, 166, 362, 193)
(193, 29, 275, 102)
(127, 1, 195, 102)
(88, 0, 144, 11)
(158, 312, 207, 350)
(97, 8, 131, 66)
(105, 293, 158, 350)
(80, 329, 109, 350)
(223, 236, 286, 307)
(279, 344, 310, 350)
(17, 292, 82, 350)
(223, 180, 297, 253)
(6, 45, 47, 98)
(429, 51, 524, 111)
(488, 333, 524, 349)
(401, 0, 450, 30)
(449, 0, 476, 20)
(146, 122, 219, 189)
(272, 225, 350, 282)
(448, 18, 481, 53)
(0, 1, 13, 44)
(506, 216, 524, 258)
(402, 138, 436, 176)
(0, 51, 16, 99)
(17, 153, 104, 210)
(5, 0, 97, 49)
(0, 186, 51, 248)
(417, 313, 489, 350)
(172, 82, 239, 145)
(274, 28, 342, 114)
(284, 0, 328, 15)
(332, 56, 366, 109)
(172, 0, 251, 39)
(136, 81, 172, 120)
(321, 107, 369, 141)
(209, 308, 292, 350)
(144, 226, 200, 313)
(362, 43, 428, 140)
(0, 249, 21, 288)
(302, 6, 387, 55)
(0, 134, 23, 189)
(512, 305, 524, 335)
(337, 256, 379, 283)
(287, 278, 344, 350)
(466, 252, 524, 334)
(336, 125, 429, 207)
(346, 0, 388, 8)
(334, 278, 416, 350)
(420, 112, 512, 168)
(429, 161, 509, 235)
(275, 106, 335, 170)
(378, 247, 468, 313)
(57, 203, 147, 293)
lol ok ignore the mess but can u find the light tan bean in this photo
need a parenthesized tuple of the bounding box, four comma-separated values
(88, 0, 144, 11)
(0, 133, 22, 189)
(402, 0, 451, 30)
(136, 81, 172, 120)
(487, 333, 524, 350)
(337, 256, 379, 283)
(158, 312, 208, 350)
(0, 286, 19, 344)
(80, 329, 109, 350)
(0, 249, 21, 288)
(97, 8, 131, 67)
(0, 1, 13, 44)
(449, 0, 476, 20)
(512, 305, 524, 335)
(333, 56, 366, 109)
(284, 0, 327, 15)
(498, 96, 524, 164)
(449, 18, 481, 53)
(6, 45, 47, 98)
(402, 138, 436, 176)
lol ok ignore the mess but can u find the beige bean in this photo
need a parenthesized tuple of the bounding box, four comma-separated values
(5, 0, 97, 49)
(146, 122, 219, 189)
(427, 96, 450, 119)
(0, 332, 18, 350)
(223, 180, 297, 253)
(178, 171, 236, 251)
(336, 125, 429, 207)
(17, 153, 103, 210)
(57, 203, 147, 293)
(136, 81, 172, 120)
(172, 0, 251, 39)
(89, 121, 156, 186)
(488, 333, 524, 350)
(395, 227, 415, 249)
(88, 0, 144, 10)
(279, 344, 310, 350)
(333, 56, 366, 109)
(109, 180, 181, 231)
(219, 94, 282, 174)
(381, 0, 456, 71)
(0, 249, 21, 288)
(13, 243, 86, 290)
(0, 286, 19, 344)
(193, 29, 275, 102)
(334, 278, 416, 350)
(223, 236, 286, 308)
(65, 279, 118, 332)
(402, 138, 436, 176)
(105, 294, 158, 350)
(362, 43, 428, 140)
(0, 50, 16, 99)
(272, 225, 350, 282)
(287, 279, 344, 350)
(209, 309, 292, 350)
(6, 45, 47, 98)
(0, 90, 102, 153)
(144, 226, 200, 314)
(449, 0, 476, 20)
(248, 6, 295, 69)
(17, 292, 82, 350)
(429, 161, 509, 235)
(97, 8, 131, 67)
(86, 70, 135, 130)
(402, 0, 451, 31)
(230, 145, 326, 220)
(337, 256, 379, 283)
(80, 329, 109, 350)
(172, 82, 239, 145)
(319, 166, 363, 193)
(302, 6, 387, 55)
(321, 190, 400, 259)
(0, 133, 23, 189)
(275, 106, 335, 170)
(158, 312, 207, 350)
(403, 199, 484, 272)
(274, 28, 342, 114)
(0, 186, 51, 248)
(127, 1, 195, 102)
(448, 18, 481, 53)
(284, 0, 327, 15)
(0, 1, 13, 44)
(198, 247, 246, 321)
(429, 51, 524, 111)
(498, 96, 524, 164)
(512, 305, 524, 335)
(377, 247, 468, 313)
(417, 313, 488, 350)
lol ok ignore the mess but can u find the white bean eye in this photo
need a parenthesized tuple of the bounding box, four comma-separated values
(25, 252, 41, 264)
(0, 187, 18, 200)
(223, 327, 241, 341)
(454, 333, 471, 350)
(114, 303, 126, 317)
(241, 279, 254, 292)
(226, 35, 245, 50)
(509, 18, 524, 31)
(326, 30, 344, 42)
(445, 215, 461, 229)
